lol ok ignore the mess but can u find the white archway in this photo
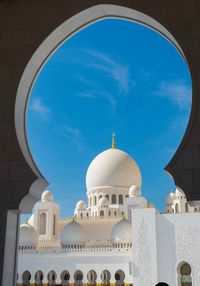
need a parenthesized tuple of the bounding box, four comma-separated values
(15, 4, 187, 214)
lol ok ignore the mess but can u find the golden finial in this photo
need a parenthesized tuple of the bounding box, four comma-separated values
(112, 132, 116, 149)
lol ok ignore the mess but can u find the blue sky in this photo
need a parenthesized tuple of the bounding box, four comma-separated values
(27, 19, 191, 217)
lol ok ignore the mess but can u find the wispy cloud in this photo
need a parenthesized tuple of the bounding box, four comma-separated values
(84, 49, 133, 94)
(155, 80, 191, 110)
(59, 124, 84, 149)
(29, 97, 50, 118)
(169, 113, 189, 131)
(77, 92, 95, 99)
(77, 89, 116, 111)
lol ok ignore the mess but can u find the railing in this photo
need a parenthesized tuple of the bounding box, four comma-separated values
(18, 244, 132, 255)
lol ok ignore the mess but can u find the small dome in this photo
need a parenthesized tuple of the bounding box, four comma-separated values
(28, 214, 34, 226)
(175, 188, 185, 198)
(86, 148, 142, 191)
(76, 200, 86, 210)
(111, 219, 132, 244)
(19, 222, 38, 247)
(98, 197, 109, 207)
(41, 190, 53, 202)
(60, 220, 86, 246)
(129, 185, 141, 197)
(166, 192, 176, 203)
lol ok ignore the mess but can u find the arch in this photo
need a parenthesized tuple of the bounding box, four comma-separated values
(15, 4, 190, 214)
(53, 214, 56, 235)
(177, 262, 192, 286)
(61, 270, 70, 285)
(175, 203, 179, 214)
(100, 210, 104, 218)
(74, 270, 83, 286)
(105, 194, 109, 201)
(47, 270, 57, 286)
(114, 270, 125, 286)
(87, 270, 97, 285)
(39, 212, 47, 234)
(118, 195, 123, 205)
(155, 283, 169, 286)
(22, 271, 31, 286)
(185, 202, 189, 213)
(35, 271, 44, 286)
(112, 194, 117, 204)
(100, 270, 111, 285)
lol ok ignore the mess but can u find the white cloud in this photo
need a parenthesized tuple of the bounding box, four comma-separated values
(59, 124, 84, 149)
(155, 80, 192, 110)
(29, 97, 50, 118)
(84, 49, 133, 94)
(77, 92, 95, 99)
(77, 89, 116, 111)
(100, 91, 117, 110)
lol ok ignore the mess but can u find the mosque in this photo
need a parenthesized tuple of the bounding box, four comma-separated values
(17, 136, 200, 286)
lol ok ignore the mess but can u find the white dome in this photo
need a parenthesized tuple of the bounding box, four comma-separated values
(60, 220, 86, 246)
(41, 190, 53, 202)
(111, 219, 132, 243)
(76, 200, 86, 210)
(129, 185, 141, 197)
(166, 192, 176, 203)
(28, 214, 34, 226)
(175, 188, 185, 198)
(19, 222, 38, 247)
(98, 197, 109, 207)
(86, 148, 141, 191)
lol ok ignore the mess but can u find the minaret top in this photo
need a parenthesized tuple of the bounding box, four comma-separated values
(111, 133, 116, 149)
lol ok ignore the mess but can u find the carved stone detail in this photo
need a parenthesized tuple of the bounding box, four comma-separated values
(137, 219, 152, 286)
(176, 226, 200, 283)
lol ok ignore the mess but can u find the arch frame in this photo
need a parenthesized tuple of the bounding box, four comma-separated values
(15, 3, 192, 214)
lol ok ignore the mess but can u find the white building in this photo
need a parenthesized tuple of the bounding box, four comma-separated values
(17, 139, 200, 286)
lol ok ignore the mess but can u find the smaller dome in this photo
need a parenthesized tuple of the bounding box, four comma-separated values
(98, 197, 109, 207)
(19, 222, 38, 247)
(41, 190, 53, 202)
(175, 188, 185, 199)
(129, 185, 141, 197)
(60, 220, 86, 247)
(111, 219, 132, 243)
(76, 200, 86, 210)
(28, 214, 34, 226)
(166, 192, 176, 203)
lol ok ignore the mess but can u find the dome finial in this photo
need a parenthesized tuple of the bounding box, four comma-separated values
(112, 132, 116, 149)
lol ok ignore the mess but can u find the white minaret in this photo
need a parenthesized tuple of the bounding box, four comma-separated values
(33, 190, 61, 249)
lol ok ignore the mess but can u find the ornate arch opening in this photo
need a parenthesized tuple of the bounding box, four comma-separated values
(35, 271, 44, 286)
(87, 270, 97, 286)
(47, 270, 57, 286)
(100, 270, 111, 286)
(177, 262, 193, 286)
(22, 271, 31, 286)
(61, 270, 70, 286)
(15, 4, 191, 214)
